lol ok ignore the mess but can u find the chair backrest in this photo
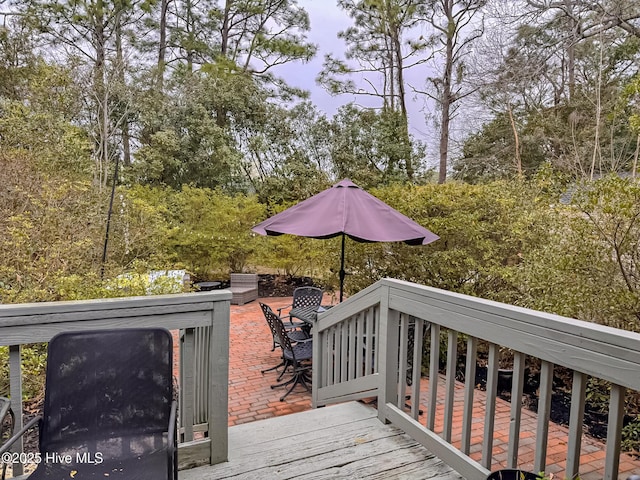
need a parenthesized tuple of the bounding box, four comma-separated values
(261, 304, 296, 358)
(292, 286, 323, 309)
(260, 302, 280, 344)
(40, 328, 173, 453)
(230, 273, 258, 288)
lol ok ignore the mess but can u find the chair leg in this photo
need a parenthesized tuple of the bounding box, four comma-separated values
(261, 358, 292, 377)
(276, 360, 292, 380)
(278, 373, 309, 402)
(274, 365, 312, 401)
(261, 361, 283, 374)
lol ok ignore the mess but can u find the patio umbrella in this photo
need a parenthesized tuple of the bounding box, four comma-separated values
(252, 179, 439, 301)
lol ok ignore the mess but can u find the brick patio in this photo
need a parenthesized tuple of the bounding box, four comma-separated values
(225, 297, 640, 479)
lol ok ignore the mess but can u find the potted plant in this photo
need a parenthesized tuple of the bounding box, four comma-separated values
(487, 470, 544, 480)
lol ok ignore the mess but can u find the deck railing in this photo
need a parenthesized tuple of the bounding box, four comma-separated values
(0, 291, 231, 476)
(312, 278, 640, 480)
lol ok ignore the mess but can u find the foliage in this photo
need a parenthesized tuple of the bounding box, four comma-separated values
(622, 418, 640, 454)
(329, 104, 424, 188)
(0, 344, 47, 401)
(453, 112, 548, 182)
(515, 175, 640, 331)
(237, 102, 333, 203)
(130, 73, 250, 190)
(162, 186, 266, 276)
(345, 180, 557, 302)
(0, 149, 104, 303)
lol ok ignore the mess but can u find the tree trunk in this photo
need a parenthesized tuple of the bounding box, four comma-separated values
(115, 9, 131, 166)
(633, 133, 639, 180)
(507, 104, 522, 177)
(94, 0, 108, 190)
(438, 0, 455, 185)
(157, 0, 169, 91)
(186, 0, 193, 72)
(392, 24, 413, 180)
(564, 0, 576, 102)
(216, 0, 233, 128)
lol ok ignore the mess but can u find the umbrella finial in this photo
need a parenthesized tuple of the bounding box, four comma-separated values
(334, 179, 359, 189)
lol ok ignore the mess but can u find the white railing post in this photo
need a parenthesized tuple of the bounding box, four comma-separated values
(311, 319, 323, 407)
(377, 286, 399, 424)
(604, 384, 625, 480)
(208, 299, 230, 465)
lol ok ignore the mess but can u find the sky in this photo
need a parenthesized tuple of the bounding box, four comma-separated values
(276, 1, 354, 117)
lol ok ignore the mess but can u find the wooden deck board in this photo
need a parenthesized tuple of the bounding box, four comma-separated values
(180, 402, 464, 480)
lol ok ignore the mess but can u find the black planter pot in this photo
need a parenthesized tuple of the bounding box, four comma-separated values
(487, 469, 543, 480)
(475, 365, 517, 392)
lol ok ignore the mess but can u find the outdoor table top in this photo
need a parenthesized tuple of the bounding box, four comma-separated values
(195, 281, 221, 291)
(289, 305, 331, 324)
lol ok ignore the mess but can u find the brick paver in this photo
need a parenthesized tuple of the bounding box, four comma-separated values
(217, 298, 640, 479)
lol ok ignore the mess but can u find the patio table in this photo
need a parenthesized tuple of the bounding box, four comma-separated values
(289, 305, 331, 325)
(195, 281, 221, 291)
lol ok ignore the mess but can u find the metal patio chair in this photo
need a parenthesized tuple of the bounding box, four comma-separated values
(260, 302, 310, 379)
(277, 286, 323, 328)
(0, 397, 14, 480)
(270, 313, 313, 402)
(0, 329, 177, 480)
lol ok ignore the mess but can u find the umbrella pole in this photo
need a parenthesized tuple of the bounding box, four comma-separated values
(339, 233, 346, 302)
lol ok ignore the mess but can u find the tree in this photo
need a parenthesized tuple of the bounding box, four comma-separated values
(319, 0, 429, 181)
(524, 0, 640, 99)
(236, 101, 332, 202)
(419, 0, 486, 184)
(131, 71, 261, 190)
(462, 1, 640, 182)
(16, 0, 142, 188)
(328, 104, 427, 189)
(0, 16, 39, 100)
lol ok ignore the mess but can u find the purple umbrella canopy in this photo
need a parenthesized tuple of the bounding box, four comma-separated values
(252, 179, 439, 300)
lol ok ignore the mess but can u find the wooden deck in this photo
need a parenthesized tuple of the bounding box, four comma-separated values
(180, 401, 464, 480)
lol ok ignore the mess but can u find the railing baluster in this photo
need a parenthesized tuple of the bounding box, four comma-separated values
(373, 306, 379, 372)
(461, 336, 477, 455)
(507, 352, 526, 468)
(365, 307, 374, 375)
(334, 325, 342, 383)
(182, 327, 196, 442)
(326, 326, 334, 386)
(566, 371, 586, 478)
(195, 326, 210, 426)
(410, 317, 424, 420)
(340, 320, 349, 382)
(398, 314, 409, 410)
(604, 383, 625, 480)
(427, 323, 440, 431)
(482, 343, 499, 469)
(9, 345, 23, 477)
(348, 316, 357, 381)
(534, 361, 554, 473)
(356, 312, 364, 379)
(444, 329, 458, 442)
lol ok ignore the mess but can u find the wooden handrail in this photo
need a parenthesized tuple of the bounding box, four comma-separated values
(312, 278, 640, 479)
(0, 291, 231, 475)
